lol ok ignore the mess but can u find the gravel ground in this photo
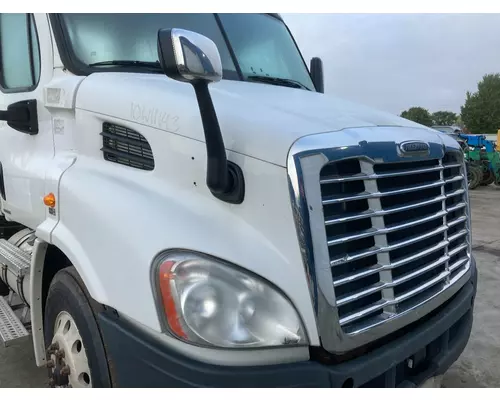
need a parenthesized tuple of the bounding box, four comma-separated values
(0, 186, 499, 387)
(442, 185, 500, 387)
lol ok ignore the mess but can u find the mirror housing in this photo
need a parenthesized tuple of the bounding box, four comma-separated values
(158, 28, 223, 84)
(157, 28, 244, 204)
(310, 57, 324, 94)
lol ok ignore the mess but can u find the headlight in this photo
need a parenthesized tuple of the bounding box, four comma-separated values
(153, 250, 307, 348)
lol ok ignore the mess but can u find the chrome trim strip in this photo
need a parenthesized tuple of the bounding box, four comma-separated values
(445, 175, 464, 184)
(341, 267, 469, 334)
(448, 229, 468, 242)
(333, 238, 457, 289)
(326, 210, 447, 246)
(320, 164, 443, 184)
(330, 224, 448, 261)
(324, 194, 446, 225)
(449, 257, 469, 272)
(391, 255, 449, 285)
(448, 243, 468, 257)
(447, 202, 467, 213)
(445, 188, 465, 198)
(448, 216, 468, 228)
(286, 126, 472, 354)
(443, 162, 462, 169)
(322, 180, 445, 205)
(336, 253, 449, 307)
(389, 240, 448, 269)
(339, 268, 451, 326)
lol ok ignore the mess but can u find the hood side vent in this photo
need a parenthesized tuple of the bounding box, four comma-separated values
(100, 122, 154, 171)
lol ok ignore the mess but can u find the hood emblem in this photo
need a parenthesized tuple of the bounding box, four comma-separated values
(398, 140, 430, 156)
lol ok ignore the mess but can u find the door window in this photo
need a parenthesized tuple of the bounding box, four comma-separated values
(0, 13, 41, 91)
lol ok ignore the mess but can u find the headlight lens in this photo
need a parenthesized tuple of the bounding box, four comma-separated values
(153, 251, 307, 348)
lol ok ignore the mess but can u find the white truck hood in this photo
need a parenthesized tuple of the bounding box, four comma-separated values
(75, 73, 429, 166)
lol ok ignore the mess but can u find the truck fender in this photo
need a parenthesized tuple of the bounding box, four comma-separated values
(30, 238, 48, 366)
(30, 235, 106, 366)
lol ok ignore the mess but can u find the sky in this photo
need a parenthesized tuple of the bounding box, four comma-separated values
(282, 13, 500, 116)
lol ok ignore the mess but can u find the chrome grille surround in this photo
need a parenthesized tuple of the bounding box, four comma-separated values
(287, 126, 472, 354)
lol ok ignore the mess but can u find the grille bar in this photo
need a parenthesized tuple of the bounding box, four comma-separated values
(447, 202, 467, 213)
(448, 243, 468, 257)
(337, 255, 450, 307)
(449, 257, 469, 272)
(329, 225, 448, 267)
(320, 151, 470, 333)
(339, 269, 451, 326)
(320, 164, 444, 184)
(323, 180, 445, 205)
(445, 188, 465, 198)
(448, 216, 467, 228)
(334, 265, 384, 287)
(332, 240, 449, 287)
(325, 195, 446, 225)
(395, 269, 450, 302)
(336, 282, 386, 306)
(445, 175, 464, 184)
(443, 163, 462, 169)
(327, 210, 446, 246)
(392, 255, 449, 286)
(389, 240, 448, 269)
(448, 229, 468, 242)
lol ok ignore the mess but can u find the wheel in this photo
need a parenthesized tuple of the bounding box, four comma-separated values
(467, 166, 482, 190)
(44, 266, 111, 388)
(480, 169, 495, 186)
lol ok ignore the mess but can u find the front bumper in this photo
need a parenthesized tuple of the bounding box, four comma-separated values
(97, 257, 477, 388)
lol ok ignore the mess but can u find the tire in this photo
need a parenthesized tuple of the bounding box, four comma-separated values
(480, 169, 495, 186)
(467, 166, 482, 190)
(44, 266, 111, 388)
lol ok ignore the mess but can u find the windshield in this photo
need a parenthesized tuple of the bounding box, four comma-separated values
(55, 13, 315, 91)
(432, 126, 454, 133)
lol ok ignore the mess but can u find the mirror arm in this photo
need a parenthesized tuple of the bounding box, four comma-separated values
(193, 82, 245, 203)
(193, 82, 230, 193)
(0, 100, 38, 135)
(0, 108, 28, 122)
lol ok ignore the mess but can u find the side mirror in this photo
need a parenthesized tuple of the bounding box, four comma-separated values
(157, 28, 223, 84)
(157, 28, 244, 204)
(310, 57, 324, 94)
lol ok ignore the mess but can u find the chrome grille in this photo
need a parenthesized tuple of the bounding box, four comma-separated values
(319, 151, 470, 334)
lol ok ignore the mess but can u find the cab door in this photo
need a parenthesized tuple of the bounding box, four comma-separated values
(0, 13, 54, 229)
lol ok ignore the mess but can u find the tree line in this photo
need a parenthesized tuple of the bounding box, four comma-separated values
(400, 73, 500, 134)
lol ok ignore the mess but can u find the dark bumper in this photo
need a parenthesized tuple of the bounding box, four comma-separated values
(98, 257, 477, 388)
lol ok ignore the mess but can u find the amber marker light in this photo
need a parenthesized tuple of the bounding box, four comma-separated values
(43, 193, 56, 208)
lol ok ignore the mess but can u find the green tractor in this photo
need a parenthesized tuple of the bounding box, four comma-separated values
(460, 134, 500, 190)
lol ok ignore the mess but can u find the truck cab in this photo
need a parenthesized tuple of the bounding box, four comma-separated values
(0, 13, 477, 388)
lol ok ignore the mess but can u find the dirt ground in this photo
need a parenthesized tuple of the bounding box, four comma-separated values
(0, 186, 499, 388)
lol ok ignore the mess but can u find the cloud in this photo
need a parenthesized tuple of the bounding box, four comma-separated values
(282, 13, 500, 115)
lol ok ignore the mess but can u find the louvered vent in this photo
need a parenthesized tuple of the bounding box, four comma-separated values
(101, 122, 154, 171)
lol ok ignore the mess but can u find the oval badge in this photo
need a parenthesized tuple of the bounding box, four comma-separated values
(399, 140, 430, 156)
